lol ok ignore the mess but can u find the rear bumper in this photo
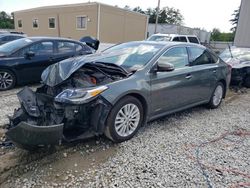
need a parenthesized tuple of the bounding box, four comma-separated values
(6, 122, 63, 150)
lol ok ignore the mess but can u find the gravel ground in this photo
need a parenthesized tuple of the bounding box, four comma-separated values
(0, 87, 249, 188)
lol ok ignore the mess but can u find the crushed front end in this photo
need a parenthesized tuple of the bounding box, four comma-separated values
(6, 86, 112, 150)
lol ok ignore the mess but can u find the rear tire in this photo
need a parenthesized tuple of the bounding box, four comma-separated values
(243, 75, 250, 88)
(207, 82, 224, 109)
(0, 69, 16, 91)
(104, 96, 143, 143)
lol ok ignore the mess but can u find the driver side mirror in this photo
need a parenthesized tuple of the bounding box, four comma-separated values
(25, 51, 35, 59)
(157, 61, 175, 72)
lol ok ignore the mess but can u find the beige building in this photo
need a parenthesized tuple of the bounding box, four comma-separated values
(234, 0, 250, 47)
(14, 2, 148, 43)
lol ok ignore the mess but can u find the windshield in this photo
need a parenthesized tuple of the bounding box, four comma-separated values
(147, 35, 171, 42)
(0, 38, 33, 54)
(99, 42, 163, 70)
(220, 47, 250, 62)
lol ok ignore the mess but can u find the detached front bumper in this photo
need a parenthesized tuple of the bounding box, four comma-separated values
(6, 122, 63, 150)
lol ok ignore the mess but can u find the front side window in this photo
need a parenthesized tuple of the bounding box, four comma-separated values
(57, 41, 77, 53)
(189, 47, 214, 66)
(18, 20, 22, 28)
(33, 18, 38, 28)
(158, 47, 189, 69)
(49, 18, 56, 29)
(76, 16, 87, 29)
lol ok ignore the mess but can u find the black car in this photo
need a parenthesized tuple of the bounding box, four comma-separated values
(0, 33, 25, 45)
(219, 46, 250, 87)
(0, 37, 99, 90)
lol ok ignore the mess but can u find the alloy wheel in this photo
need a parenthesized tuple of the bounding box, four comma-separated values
(212, 85, 223, 106)
(0, 71, 14, 90)
(114, 103, 140, 137)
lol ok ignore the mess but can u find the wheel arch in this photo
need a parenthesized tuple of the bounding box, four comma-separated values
(112, 92, 149, 125)
(218, 79, 227, 98)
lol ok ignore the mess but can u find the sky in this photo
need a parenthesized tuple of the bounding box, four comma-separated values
(0, 0, 241, 32)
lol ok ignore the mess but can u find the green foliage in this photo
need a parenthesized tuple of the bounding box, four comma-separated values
(126, 6, 184, 25)
(210, 28, 234, 42)
(230, 7, 239, 32)
(0, 11, 14, 29)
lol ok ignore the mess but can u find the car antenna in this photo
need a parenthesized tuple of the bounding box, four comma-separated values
(228, 43, 233, 58)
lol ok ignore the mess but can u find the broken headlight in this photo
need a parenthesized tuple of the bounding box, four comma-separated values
(55, 86, 108, 104)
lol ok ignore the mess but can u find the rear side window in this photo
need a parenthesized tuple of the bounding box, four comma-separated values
(57, 41, 76, 53)
(75, 44, 83, 52)
(158, 47, 189, 69)
(188, 37, 199, 44)
(189, 47, 215, 66)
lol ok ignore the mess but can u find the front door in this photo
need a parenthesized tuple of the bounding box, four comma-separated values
(150, 46, 196, 117)
(15, 41, 56, 83)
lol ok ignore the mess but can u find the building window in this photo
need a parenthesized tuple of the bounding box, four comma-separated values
(76, 16, 87, 29)
(49, 18, 56, 29)
(18, 20, 22, 28)
(33, 18, 38, 28)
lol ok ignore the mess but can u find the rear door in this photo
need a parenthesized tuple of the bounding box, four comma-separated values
(187, 46, 219, 101)
(150, 46, 196, 116)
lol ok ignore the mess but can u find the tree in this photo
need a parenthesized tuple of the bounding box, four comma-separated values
(132, 6, 145, 14)
(141, 7, 184, 25)
(0, 11, 14, 29)
(210, 28, 234, 42)
(230, 7, 240, 33)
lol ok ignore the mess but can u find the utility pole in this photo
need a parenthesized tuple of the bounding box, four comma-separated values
(154, 0, 161, 34)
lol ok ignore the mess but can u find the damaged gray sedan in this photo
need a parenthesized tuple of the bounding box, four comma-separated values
(6, 41, 231, 150)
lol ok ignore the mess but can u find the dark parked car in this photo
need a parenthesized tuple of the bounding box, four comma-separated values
(6, 41, 231, 150)
(219, 46, 250, 87)
(0, 33, 25, 45)
(0, 37, 99, 90)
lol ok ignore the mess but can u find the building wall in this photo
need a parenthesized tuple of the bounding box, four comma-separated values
(234, 0, 250, 47)
(14, 3, 98, 40)
(14, 3, 148, 43)
(99, 4, 148, 43)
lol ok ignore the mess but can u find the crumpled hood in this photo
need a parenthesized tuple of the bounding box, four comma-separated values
(41, 52, 120, 87)
(224, 58, 250, 69)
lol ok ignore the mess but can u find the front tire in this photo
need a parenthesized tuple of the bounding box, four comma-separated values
(207, 82, 224, 109)
(104, 96, 143, 143)
(0, 70, 16, 91)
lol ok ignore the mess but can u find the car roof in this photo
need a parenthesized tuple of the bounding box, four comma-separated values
(151, 33, 198, 38)
(125, 40, 205, 49)
(0, 33, 25, 37)
(27, 36, 81, 43)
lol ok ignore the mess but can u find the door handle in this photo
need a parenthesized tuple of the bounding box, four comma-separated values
(185, 74, 192, 79)
(212, 69, 217, 73)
